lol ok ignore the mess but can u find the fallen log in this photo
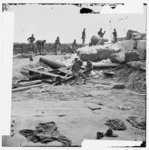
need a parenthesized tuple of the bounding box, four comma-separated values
(12, 84, 43, 92)
(39, 57, 65, 69)
(17, 80, 42, 87)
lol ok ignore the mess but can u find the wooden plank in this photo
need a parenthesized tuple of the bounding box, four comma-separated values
(23, 67, 66, 79)
(18, 80, 42, 87)
(57, 67, 72, 74)
(86, 103, 101, 110)
(12, 84, 42, 92)
(92, 63, 121, 68)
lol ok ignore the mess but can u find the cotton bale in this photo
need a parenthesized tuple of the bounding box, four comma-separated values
(125, 51, 140, 62)
(110, 52, 125, 63)
(137, 40, 146, 60)
(96, 48, 112, 61)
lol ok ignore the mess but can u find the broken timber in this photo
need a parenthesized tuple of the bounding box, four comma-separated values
(17, 80, 42, 87)
(54, 69, 91, 85)
(12, 84, 43, 92)
(22, 67, 66, 79)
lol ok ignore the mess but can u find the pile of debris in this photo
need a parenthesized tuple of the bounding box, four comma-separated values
(76, 29, 146, 63)
(12, 56, 92, 92)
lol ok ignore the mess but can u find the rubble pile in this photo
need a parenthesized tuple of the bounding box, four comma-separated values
(76, 30, 146, 63)
(12, 29, 146, 94)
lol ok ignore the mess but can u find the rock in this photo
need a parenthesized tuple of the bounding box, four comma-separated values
(105, 118, 127, 130)
(86, 103, 101, 110)
(112, 83, 126, 89)
(127, 116, 145, 130)
(118, 105, 132, 111)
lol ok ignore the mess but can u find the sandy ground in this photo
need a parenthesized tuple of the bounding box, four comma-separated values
(2, 54, 146, 147)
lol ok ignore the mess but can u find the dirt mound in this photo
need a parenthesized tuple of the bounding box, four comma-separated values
(115, 65, 146, 93)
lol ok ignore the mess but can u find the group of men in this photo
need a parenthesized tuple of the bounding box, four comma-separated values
(27, 27, 117, 84)
(98, 27, 118, 43)
(27, 27, 117, 56)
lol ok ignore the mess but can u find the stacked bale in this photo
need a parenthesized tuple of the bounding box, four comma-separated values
(110, 52, 125, 63)
(125, 51, 139, 62)
(96, 48, 113, 61)
(137, 40, 146, 60)
(77, 45, 113, 62)
(132, 33, 146, 40)
(118, 40, 136, 52)
(110, 39, 141, 63)
(78, 46, 98, 62)
(126, 30, 140, 40)
(76, 32, 146, 63)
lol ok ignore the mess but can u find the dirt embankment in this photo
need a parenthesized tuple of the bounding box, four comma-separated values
(114, 64, 146, 93)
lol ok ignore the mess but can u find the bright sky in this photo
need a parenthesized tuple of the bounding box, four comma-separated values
(8, 4, 146, 43)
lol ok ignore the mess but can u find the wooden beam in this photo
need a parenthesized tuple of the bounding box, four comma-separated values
(12, 84, 43, 92)
(23, 67, 66, 79)
(17, 80, 42, 87)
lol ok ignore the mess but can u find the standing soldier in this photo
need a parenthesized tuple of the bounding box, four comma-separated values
(98, 28, 103, 37)
(113, 29, 117, 43)
(27, 34, 35, 53)
(55, 36, 61, 55)
(100, 31, 106, 38)
(98, 28, 106, 38)
(71, 39, 77, 53)
(82, 28, 86, 45)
